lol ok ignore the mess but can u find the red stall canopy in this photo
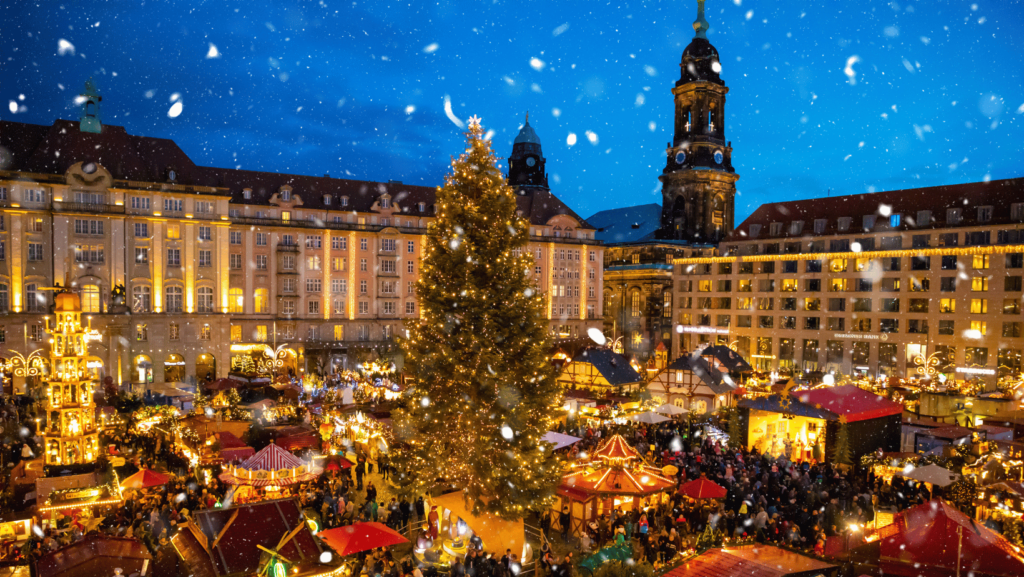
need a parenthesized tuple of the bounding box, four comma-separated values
(793, 385, 903, 423)
(865, 499, 1024, 577)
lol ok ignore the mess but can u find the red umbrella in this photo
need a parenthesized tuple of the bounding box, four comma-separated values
(317, 522, 408, 556)
(120, 468, 171, 489)
(324, 457, 353, 472)
(679, 477, 727, 499)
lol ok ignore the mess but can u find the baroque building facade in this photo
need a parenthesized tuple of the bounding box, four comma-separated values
(0, 86, 602, 391)
(673, 178, 1024, 389)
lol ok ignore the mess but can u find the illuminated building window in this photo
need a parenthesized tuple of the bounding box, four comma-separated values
(971, 320, 988, 336)
(971, 299, 988, 314)
(630, 290, 641, 317)
(281, 211, 291, 221)
(136, 324, 148, 341)
(230, 325, 241, 342)
(80, 285, 100, 313)
(228, 288, 244, 313)
(165, 286, 183, 313)
(200, 325, 211, 340)
(197, 287, 214, 313)
(971, 277, 988, 292)
(973, 254, 990, 270)
(334, 325, 345, 341)
(29, 324, 44, 342)
(253, 288, 269, 313)
(255, 325, 268, 342)
(166, 224, 180, 239)
(307, 256, 321, 270)
(169, 323, 180, 340)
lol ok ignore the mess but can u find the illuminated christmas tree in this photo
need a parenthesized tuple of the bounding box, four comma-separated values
(395, 116, 563, 520)
(42, 292, 100, 466)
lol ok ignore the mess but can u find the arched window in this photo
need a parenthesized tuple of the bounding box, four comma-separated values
(79, 286, 99, 313)
(26, 284, 43, 312)
(228, 288, 244, 313)
(0, 283, 8, 313)
(281, 189, 291, 201)
(197, 286, 214, 313)
(630, 290, 641, 318)
(165, 286, 183, 313)
(254, 288, 269, 314)
(132, 285, 151, 313)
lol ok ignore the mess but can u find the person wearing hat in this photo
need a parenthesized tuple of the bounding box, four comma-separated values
(427, 505, 439, 540)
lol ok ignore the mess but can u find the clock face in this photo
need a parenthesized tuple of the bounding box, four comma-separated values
(525, 157, 536, 167)
(714, 150, 724, 164)
(674, 151, 686, 165)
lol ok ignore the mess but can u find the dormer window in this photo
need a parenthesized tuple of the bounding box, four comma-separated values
(769, 222, 783, 236)
(281, 189, 291, 202)
(418, 202, 426, 212)
(323, 195, 331, 205)
(837, 217, 851, 232)
(749, 224, 762, 238)
(916, 210, 931, 226)
(341, 196, 349, 207)
(977, 206, 993, 223)
(813, 219, 827, 234)
(947, 208, 962, 224)
(167, 168, 177, 182)
(242, 188, 252, 200)
(862, 215, 876, 230)
(380, 196, 391, 209)
(889, 214, 901, 227)
(789, 221, 804, 235)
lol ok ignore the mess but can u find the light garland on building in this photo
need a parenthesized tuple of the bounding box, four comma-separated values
(673, 243, 1024, 265)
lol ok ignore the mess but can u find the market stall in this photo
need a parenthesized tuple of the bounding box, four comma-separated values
(217, 442, 323, 500)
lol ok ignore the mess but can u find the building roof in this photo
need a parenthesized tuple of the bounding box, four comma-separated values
(728, 177, 1024, 242)
(700, 345, 753, 373)
(174, 498, 324, 577)
(0, 118, 591, 228)
(36, 536, 152, 577)
(571, 348, 643, 386)
(587, 204, 663, 243)
(513, 117, 541, 145)
(665, 354, 731, 394)
(793, 385, 904, 423)
(665, 545, 835, 577)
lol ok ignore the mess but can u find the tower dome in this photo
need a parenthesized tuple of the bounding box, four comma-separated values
(513, 114, 541, 145)
(678, 0, 723, 86)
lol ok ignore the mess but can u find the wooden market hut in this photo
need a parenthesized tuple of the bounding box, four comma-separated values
(553, 434, 676, 536)
(737, 385, 902, 463)
(647, 352, 740, 415)
(36, 536, 152, 577)
(556, 347, 644, 394)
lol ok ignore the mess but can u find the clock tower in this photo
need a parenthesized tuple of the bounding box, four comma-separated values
(507, 113, 549, 192)
(659, 0, 739, 243)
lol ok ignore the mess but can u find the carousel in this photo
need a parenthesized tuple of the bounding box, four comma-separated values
(217, 442, 322, 502)
(553, 435, 677, 536)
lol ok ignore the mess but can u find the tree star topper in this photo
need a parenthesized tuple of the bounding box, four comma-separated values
(467, 115, 482, 128)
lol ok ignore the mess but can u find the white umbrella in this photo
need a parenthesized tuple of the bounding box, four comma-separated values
(902, 463, 958, 488)
(654, 403, 688, 416)
(629, 411, 671, 424)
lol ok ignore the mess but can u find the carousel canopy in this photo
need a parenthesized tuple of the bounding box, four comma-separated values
(241, 442, 306, 471)
(592, 435, 640, 463)
(863, 499, 1024, 577)
(218, 442, 322, 487)
(562, 466, 676, 497)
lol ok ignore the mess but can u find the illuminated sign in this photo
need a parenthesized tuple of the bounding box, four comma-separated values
(84, 330, 103, 343)
(956, 367, 996, 376)
(751, 354, 776, 359)
(676, 325, 729, 335)
(833, 333, 889, 341)
(86, 361, 104, 369)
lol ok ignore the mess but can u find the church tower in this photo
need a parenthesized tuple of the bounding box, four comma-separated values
(78, 78, 102, 134)
(659, 0, 739, 243)
(507, 113, 549, 192)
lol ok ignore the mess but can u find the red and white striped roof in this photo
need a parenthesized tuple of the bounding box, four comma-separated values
(239, 442, 306, 472)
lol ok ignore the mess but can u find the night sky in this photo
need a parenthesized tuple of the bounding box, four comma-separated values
(2, 1, 1022, 222)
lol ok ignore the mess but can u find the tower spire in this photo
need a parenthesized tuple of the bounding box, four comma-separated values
(525, 111, 530, 124)
(693, 0, 709, 39)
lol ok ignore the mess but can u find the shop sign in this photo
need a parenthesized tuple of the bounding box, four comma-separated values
(833, 333, 888, 341)
(956, 366, 996, 376)
(676, 325, 729, 335)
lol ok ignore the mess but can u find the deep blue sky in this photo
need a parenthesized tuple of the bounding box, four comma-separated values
(2, 1, 1022, 222)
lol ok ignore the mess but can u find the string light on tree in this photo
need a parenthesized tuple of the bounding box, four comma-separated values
(392, 116, 564, 520)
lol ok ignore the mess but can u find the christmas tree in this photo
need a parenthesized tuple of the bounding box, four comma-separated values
(394, 116, 563, 520)
(830, 415, 853, 467)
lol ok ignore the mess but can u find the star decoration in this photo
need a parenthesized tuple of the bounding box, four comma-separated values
(467, 115, 482, 128)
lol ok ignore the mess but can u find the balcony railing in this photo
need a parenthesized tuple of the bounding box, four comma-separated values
(53, 201, 126, 214)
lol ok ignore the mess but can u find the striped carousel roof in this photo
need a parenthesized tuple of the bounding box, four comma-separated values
(593, 435, 640, 463)
(239, 442, 306, 472)
(561, 464, 676, 497)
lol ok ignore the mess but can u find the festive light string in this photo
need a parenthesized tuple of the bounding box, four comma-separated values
(674, 243, 1024, 265)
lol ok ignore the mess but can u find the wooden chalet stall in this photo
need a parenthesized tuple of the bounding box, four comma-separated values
(647, 347, 750, 415)
(556, 348, 644, 395)
(552, 435, 676, 537)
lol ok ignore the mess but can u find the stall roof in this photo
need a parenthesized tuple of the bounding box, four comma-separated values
(919, 425, 975, 440)
(664, 544, 835, 577)
(792, 386, 903, 423)
(738, 395, 836, 421)
(664, 354, 733, 394)
(865, 499, 1024, 577)
(36, 536, 151, 577)
(542, 431, 582, 451)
